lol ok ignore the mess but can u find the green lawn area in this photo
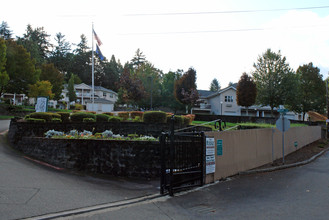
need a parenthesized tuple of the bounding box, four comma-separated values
(191, 120, 307, 131)
(0, 115, 14, 120)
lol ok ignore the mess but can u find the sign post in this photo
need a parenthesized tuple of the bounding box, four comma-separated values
(276, 109, 290, 164)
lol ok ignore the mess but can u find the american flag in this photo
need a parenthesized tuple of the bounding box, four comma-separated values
(93, 29, 102, 46)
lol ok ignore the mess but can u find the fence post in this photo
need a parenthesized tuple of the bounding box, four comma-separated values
(160, 133, 166, 195)
(169, 115, 175, 196)
(201, 131, 206, 185)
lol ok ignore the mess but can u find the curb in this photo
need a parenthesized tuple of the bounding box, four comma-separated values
(22, 193, 163, 220)
(239, 147, 329, 175)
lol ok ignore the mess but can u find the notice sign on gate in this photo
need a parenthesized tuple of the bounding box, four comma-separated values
(206, 137, 215, 174)
(206, 137, 215, 156)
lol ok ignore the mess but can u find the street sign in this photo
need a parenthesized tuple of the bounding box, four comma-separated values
(277, 108, 289, 115)
(276, 117, 290, 132)
(217, 139, 223, 156)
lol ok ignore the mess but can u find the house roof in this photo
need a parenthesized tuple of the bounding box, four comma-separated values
(85, 98, 115, 104)
(198, 90, 216, 98)
(205, 85, 237, 99)
(93, 86, 117, 95)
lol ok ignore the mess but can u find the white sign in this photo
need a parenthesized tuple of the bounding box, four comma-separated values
(206, 155, 216, 174)
(35, 96, 48, 112)
(206, 137, 215, 156)
(276, 117, 290, 132)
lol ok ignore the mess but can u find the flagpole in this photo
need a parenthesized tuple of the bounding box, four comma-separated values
(91, 22, 95, 110)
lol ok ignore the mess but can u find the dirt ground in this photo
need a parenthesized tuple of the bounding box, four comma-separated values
(258, 139, 329, 168)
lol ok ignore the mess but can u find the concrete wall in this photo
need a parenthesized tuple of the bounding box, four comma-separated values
(205, 126, 321, 183)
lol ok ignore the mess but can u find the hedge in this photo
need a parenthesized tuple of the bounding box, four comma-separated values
(118, 112, 130, 120)
(131, 111, 143, 119)
(57, 112, 70, 122)
(103, 112, 114, 116)
(143, 111, 167, 124)
(96, 114, 111, 122)
(25, 118, 46, 123)
(28, 112, 61, 122)
(83, 118, 96, 122)
(71, 112, 96, 122)
(108, 116, 122, 123)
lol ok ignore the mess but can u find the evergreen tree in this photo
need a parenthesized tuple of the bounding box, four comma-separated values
(0, 37, 9, 96)
(16, 24, 51, 66)
(67, 74, 77, 104)
(131, 48, 146, 70)
(0, 21, 13, 40)
(49, 32, 72, 75)
(209, 78, 220, 92)
(236, 72, 257, 116)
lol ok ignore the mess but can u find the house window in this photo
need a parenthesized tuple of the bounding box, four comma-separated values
(225, 96, 233, 102)
(103, 92, 106, 97)
(110, 93, 113, 98)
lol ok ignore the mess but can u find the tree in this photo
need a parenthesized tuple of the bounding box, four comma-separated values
(71, 35, 91, 83)
(67, 74, 77, 104)
(209, 78, 220, 92)
(28, 80, 54, 99)
(49, 32, 72, 74)
(0, 37, 9, 97)
(16, 24, 51, 66)
(161, 70, 185, 112)
(236, 72, 257, 116)
(174, 68, 199, 113)
(290, 63, 326, 120)
(5, 39, 39, 94)
(252, 49, 296, 116)
(0, 21, 13, 40)
(39, 63, 64, 101)
(117, 67, 145, 105)
(131, 48, 146, 70)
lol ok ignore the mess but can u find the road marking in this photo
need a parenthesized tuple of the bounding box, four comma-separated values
(23, 156, 64, 171)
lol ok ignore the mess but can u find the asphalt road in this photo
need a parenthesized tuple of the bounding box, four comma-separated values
(71, 151, 329, 220)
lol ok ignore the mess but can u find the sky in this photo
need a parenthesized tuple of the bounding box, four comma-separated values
(1, 0, 329, 90)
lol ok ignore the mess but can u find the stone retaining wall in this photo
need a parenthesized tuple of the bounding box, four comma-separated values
(15, 137, 161, 178)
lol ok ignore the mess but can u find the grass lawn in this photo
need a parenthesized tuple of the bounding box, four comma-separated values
(0, 115, 14, 120)
(191, 120, 307, 131)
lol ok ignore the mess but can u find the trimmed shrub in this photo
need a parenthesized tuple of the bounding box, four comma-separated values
(131, 111, 144, 119)
(83, 118, 96, 122)
(57, 112, 70, 122)
(103, 112, 114, 116)
(75, 104, 83, 110)
(96, 114, 111, 122)
(108, 116, 122, 123)
(28, 112, 61, 122)
(173, 115, 184, 126)
(118, 112, 130, 121)
(26, 118, 46, 123)
(182, 116, 191, 126)
(133, 116, 142, 122)
(71, 112, 96, 122)
(143, 111, 167, 124)
(51, 118, 62, 123)
(86, 111, 96, 114)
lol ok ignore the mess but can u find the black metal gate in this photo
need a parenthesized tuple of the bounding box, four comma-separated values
(160, 126, 205, 196)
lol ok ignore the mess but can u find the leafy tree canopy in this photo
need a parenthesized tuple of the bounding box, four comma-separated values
(236, 72, 257, 114)
(40, 63, 64, 101)
(28, 80, 54, 99)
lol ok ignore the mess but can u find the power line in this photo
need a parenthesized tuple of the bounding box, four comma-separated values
(119, 24, 329, 36)
(125, 5, 329, 16)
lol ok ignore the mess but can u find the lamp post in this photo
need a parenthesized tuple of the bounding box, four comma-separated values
(220, 101, 223, 115)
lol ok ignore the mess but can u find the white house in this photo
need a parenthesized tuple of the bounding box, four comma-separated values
(56, 83, 118, 112)
(193, 85, 304, 120)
